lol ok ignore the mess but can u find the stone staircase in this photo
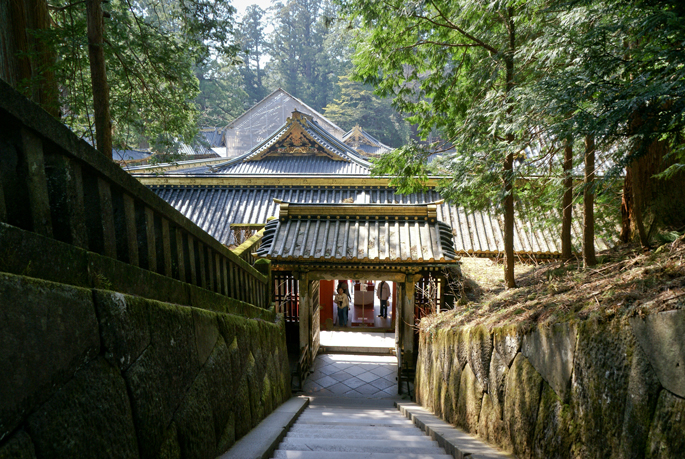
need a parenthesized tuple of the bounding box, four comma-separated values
(271, 398, 452, 459)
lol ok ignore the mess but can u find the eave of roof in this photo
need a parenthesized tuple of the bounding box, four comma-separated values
(257, 201, 457, 265)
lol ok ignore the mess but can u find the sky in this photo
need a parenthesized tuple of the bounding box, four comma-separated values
(233, 0, 273, 18)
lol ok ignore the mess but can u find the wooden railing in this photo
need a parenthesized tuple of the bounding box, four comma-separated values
(231, 227, 264, 266)
(0, 80, 269, 309)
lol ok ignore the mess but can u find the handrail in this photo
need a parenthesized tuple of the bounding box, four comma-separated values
(0, 80, 269, 309)
(231, 228, 265, 266)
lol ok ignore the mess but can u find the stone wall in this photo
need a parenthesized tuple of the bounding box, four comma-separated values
(0, 272, 291, 458)
(415, 312, 685, 458)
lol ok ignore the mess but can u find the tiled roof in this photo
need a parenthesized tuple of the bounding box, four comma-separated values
(149, 184, 612, 257)
(200, 127, 224, 147)
(342, 125, 392, 157)
(206, 111, 372, 175)
(257, 201, 457, 264)
(113, 149, 152, 161)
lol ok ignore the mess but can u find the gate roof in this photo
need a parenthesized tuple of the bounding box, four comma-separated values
(256, 201, 458, 267)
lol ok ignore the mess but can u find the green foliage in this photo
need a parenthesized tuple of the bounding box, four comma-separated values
(236, 5, 268, 107)
(370, 141, 432, 192)
(528, 0, 685, 171)
(323, 75, 411, 147)
(266, 0, 351, 112)
(195, 58, 247, 127)
(47, 0, 239, 150)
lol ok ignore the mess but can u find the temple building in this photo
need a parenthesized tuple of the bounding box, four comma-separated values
(128, 92, 611, 370)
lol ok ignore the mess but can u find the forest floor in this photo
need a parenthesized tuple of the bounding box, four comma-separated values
(423, 233, 685, 331)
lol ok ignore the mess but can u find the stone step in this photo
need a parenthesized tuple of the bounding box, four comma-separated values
(273, 450, 453, 459)
(295, 412, 411, 423)
(286, 425, 428, 438)
(293, 418, 415, 427)
(276, 438, 446, 454)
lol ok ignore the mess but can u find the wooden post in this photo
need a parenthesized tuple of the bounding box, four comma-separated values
(401, 274, 419, 367)
(176, 228, 185, 282)
(145, 207, 156, 272)
(97, 178, 116, 258)
(198, 242, 206, 288)
(187, 236, 197, 285)
(161, 218, 172, 277)
(21, 128, 52, 237)
(207, 248, 215, 291)
(0, 165, 6, 223)
(123, 194, 139, 266)
(222, 258, 229, 296)
(298, 272, 311, 357)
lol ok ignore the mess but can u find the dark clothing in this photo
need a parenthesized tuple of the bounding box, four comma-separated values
(379, 299, 388, 319)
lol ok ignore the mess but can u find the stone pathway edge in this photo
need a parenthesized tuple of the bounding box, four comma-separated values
(395, 402, 513, 459)
(219, 396, 310, 459)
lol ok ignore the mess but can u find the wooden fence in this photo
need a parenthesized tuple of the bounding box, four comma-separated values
(0, 80, 269, 309)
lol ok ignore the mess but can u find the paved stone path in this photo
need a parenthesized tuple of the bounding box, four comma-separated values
(303, 354, 399, 398)
(319, 330, 395, 348)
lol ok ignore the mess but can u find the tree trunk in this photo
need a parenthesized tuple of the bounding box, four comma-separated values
(503, 8, 516, 289)
(561, 137, 573, 260)
(620, 168, 632, 242)
(504, 150, 516, 287)
(86, 0, 112, 158)
(583, 135, 597, 267)
(629, 159, 649, 248)
(1, 0, 58, 116)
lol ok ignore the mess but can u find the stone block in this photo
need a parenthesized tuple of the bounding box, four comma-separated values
(26, 357, 139, 458)
(630, 309, 685, 398)
(455, 363, 483, 433)
(0, 273, 99, 438)
(0, 430, 36, 459)
(488, 347, 509, 416)
(522, 322, 577, 402)
(158, 422, 181, 459)
(468, 326, 493, 390)
(503, 353, 543, 458)
(93, 290, 151, 372)
(174, 367, 217, 459)
(619, 340, 661, 459)
(192, 308, 219, 366)
(571, 318, 634, 459)
(234, 374, 253, 440)
(492, 324, 522, 368)
(533, 382, 573, 459)
(455, 328, 469, 369)
(123, 301, 200, 458)
(445, 357, 463, 426)
(198, 335, 238, 451)
(478, 393, 507, 449)
(646, 389, 685, 458)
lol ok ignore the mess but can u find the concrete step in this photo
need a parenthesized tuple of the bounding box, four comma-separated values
(273, 451, 453, 459)
(276, 438, 446, 454)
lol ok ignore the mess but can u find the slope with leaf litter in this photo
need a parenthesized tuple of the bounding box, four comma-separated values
(423, 235, 685, 332)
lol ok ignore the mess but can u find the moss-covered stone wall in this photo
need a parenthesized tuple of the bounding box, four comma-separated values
(416, 313, 685, 458)
(0, 272, 291, 458)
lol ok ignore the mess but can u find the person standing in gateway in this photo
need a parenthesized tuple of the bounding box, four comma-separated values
(335, 286, 350, 327)
(376, 281, 391, 319)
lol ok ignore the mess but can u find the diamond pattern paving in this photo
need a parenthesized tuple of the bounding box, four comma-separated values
(304, 354, 399, 398)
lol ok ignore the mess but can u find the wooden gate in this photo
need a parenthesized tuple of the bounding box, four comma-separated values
(273, 272, 299, 349)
